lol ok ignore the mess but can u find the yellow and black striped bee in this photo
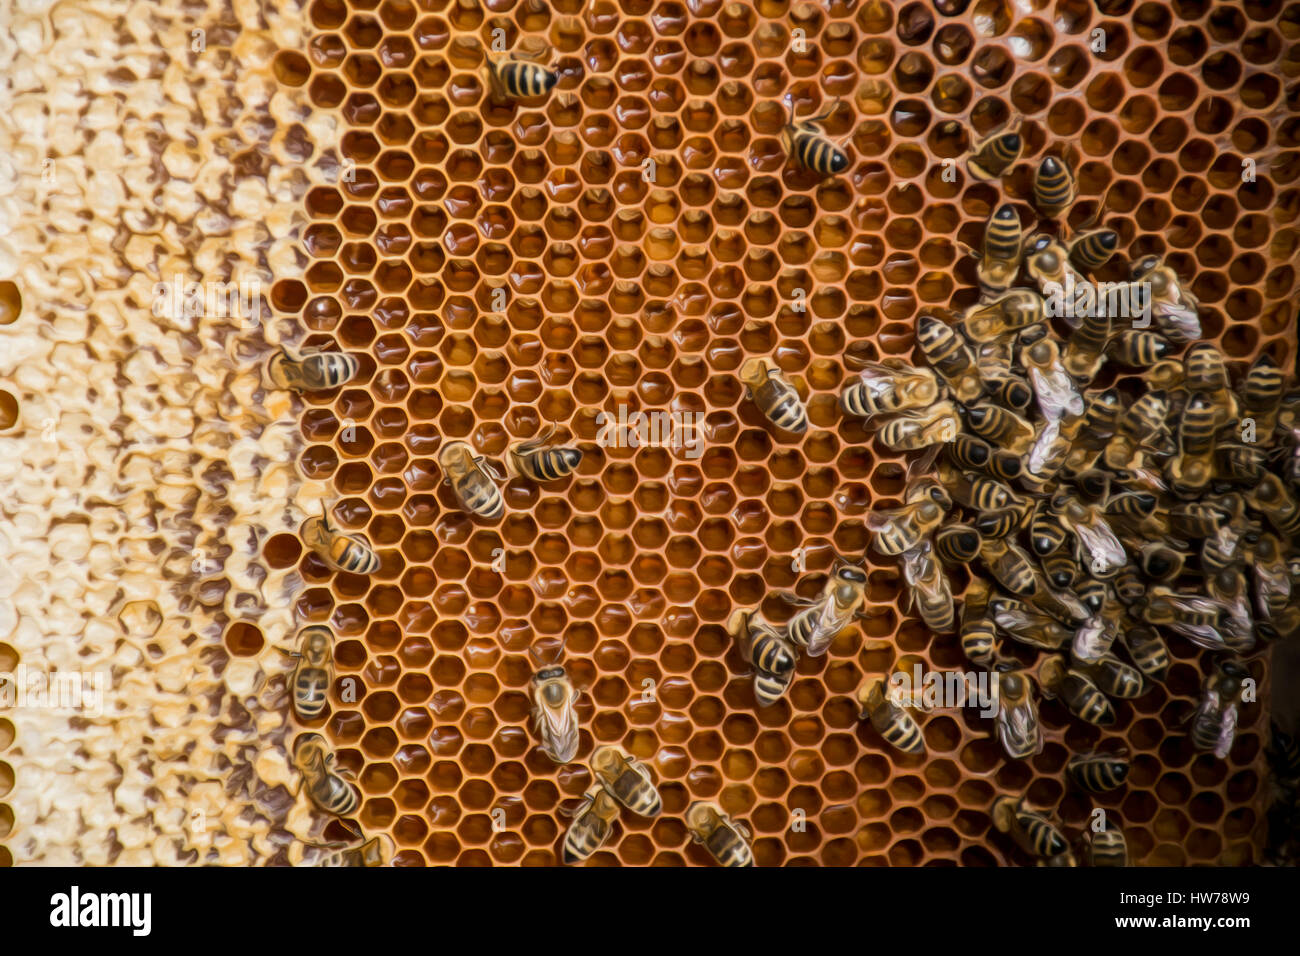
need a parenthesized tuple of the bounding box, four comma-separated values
(1067, 228, 1120, 273)
(561, 785, 621, 864)
(685, 802, 755, 867)
(590, 745, 662, 817)
(1135, 541, 1186, 581)
(1214, 443, 1267, 483)
(1104, 389, 1173, 470)
(268, 346, 359, 392)
(730, 609, 798, 707)
(1132, 255, 1201, 342)
(935, 523, 981, 564)
(282, 625, 334, 722)
(1030, 503, 1069, 556)
(1251, 533, 1292, 622)
(1191, 660, 1250, 758)
(965, 203, 1023, 299)
(964, 403, 1036, 455)
(1106, 329, 1172, 368)
(946, 434, 1023, 482)
(508, 424, 583, 482)
(1143, 585, 1230, 651)
(917, 313, 982, 402)
(1063, 387, 1124, 473)
(1062, 305, 1111, 385)
(980, 537, 1039, 597)
(1085, 827, 1129, 867)
(530, 643, 580, 765)
(1032, 154, 1076, 219)
(1248, 472, 1300, 537)
(966, 123, 1022, 181)
(940, 465, 1021, 513)
(1039, 656, 1115, 726)
(740, 356, 808, 434)
(1067, 750, 1130, 792)
(857, 677, 925, 755)
(1123, 626, 1169, 680)
(985, 373, 1035, 414)
(877, 400, 962, 450)
(961, 289, 1044, 343)
(840, 359, 940, 420)
(1024, 235, 1087, 325)
(866, 477, 951, 555)
(901, 540, 955, 633)
(993, 795, 1069, 859)
(439, 440, 506, 519)
(781, 95, 850, 176)
(960, 578, 998, 667)
(996, 669, 1042, 760)
(990, 596, 1073, 650)
(484, 48, 559, 100)
(1167, 392, 1218, 496)
(1241, 352, 1284, 436)
(301, 505, 381, 574)
(1022, 338, 1084, 422)
(293, 733, 360, 818)
(1081, 653, 1144, 699)
(1040, 550, 1078, 590)
(312, 832, 394, 868)
(783, 563, 870, 655)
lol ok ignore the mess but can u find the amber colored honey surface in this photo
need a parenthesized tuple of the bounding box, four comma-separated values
(266, 0, 1300, 865)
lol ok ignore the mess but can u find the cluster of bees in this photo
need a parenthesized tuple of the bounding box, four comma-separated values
(559, 746, 754, 867)
(843, 127, 1300, 866)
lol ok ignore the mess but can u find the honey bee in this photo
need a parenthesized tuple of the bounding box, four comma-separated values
(483, 49, 559, 100)
(992, 795, 1069, 859)
(876, 400, 962, 450)
(1067, 750, 1130, 792)
(783, 563, 870, 654)
(1103, 390, 1173, 470)
(866, 477, 950, 555)
(1067, 228, 1120, 272)
(966, 123, 1022, 181)
(301, 505, 381, 575)
(901, 540, 955, 633)
(312, 832, 395, 868)
(267, 346, 359, 392)
(1184, 342, 1238, 426)
(1081, 653, 1144, 699)
(1166, 392, 1218, 496)
(781, 95, 849, 176)
(1085, 827, 1129, 867)
(530, 643, 581, 765)
(1143, 586, 1229, 650)
(964, 402, 1036, 455)
(1131, 255, 1201, 342)
(1032, 154, 1077, 219)
(990, 597, 1072, 650)
(590, 745, 662, 817)
(1123, 626, 1169, 680)
(1251, 533, 1292, 621)
(960, 578, 998, 667)
(940, 466, 1020, 512)
(293, 733, 359, 818)
(281, 625, 334, 722)
(685, 802, 755, 867)
(1241, 353, 1284, 437)
(439, 440, 506, 519)
(561, 785, 621, 864)
(1022, 338, 1084, 422)
(1054, 495, 1126, 578)
(965, 204, 1023, 299)
(1024, 235, 1086, 326)
(975, 504, 1033, 540)
(935, 523, 982, 564)
(916, 314, 982, 402)
(730, 609, 797, 707)
(1191, 660, 1250, 758)
(1040, 550, 1078, 590)
(995, 668, 1042, 759)
(508, 425, 583, 482)
(946, 434, 1023, 481)
(1073, 577, 1108, 615)
(1039, 657, 1116, 726)
(1062, 304, 1111, 385)
(740, 356, 808, 434)
(1207, 567, 1256, 654)
(1030, 505, 1069, 556)
(1071, 603, 1119, 663)
(1214, 443, 1267, 483)
(961, 289, 1043, 343)
(1246, 472, 1300, 537)
(839, 359, 940, 420)
(983, 371, 1036, 414)
(1135, 541, 1186, 581)
(1170, 499, 1230, 539)
(984, 541, 1045, 607)
(1106, 329, 1173, 367)
(857, 677, 926, 754)
(1063, 388, 1124, 473)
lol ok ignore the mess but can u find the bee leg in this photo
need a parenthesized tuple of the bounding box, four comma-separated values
(477, 457, 507, 482)
(805, 97, 841, 126)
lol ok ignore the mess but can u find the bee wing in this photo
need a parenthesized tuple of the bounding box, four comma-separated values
(1174, 622, 1229, 651)
(998, 700, 1040, 758)
(1214, 705, 1238, 759)
(1029, 366, 1084, 422)
(1073, 519, 1125, 575)
(901, 540, 935, 586)
(907, 443, 944, 480)
(866, 506, 918, 553)
(1027, 417, 1062, 475)
(854, 362, 906, 396)
(1154, 300, 1201, 341)
(536, 699, 580, 762)
(1071, 617, 1107, 663)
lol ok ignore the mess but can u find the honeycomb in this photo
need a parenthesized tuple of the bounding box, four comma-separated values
(252, 0, 1300, 866)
